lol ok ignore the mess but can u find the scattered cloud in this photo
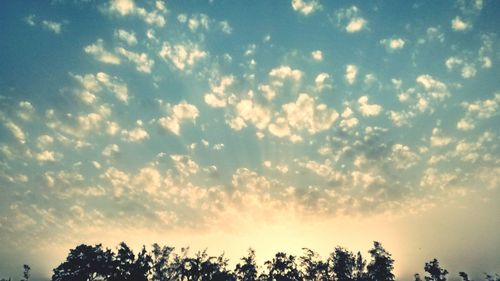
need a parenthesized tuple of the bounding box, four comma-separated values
(291, 0, 322, 16)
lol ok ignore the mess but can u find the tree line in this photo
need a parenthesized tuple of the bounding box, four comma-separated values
(2, 241, 499, 281)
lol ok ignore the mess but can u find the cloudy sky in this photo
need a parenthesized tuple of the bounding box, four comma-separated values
(1, 0, 499, 280)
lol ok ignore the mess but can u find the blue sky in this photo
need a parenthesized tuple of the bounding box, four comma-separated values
(0, 0, 499, 280)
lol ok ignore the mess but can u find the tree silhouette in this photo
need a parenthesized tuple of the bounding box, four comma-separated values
(299, 248, 329, 281)
(264, 252, 301, 281)
(52, 244, 114, 281)
(330, 247, 355, 281)
(366, 241, 395, 281)
(21, 264, 30, 281)
(151, 243, 175, 281)
(423, 259, 448, 281)
(459, 272, 471, 281)
(235, 249, 258, 281)
(45, 240, 499, 281)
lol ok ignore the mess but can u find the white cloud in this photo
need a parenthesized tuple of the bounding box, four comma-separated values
(42, 20, 62, 34)
(36, 150, 60, 162)
(17, 101, 35, 121)
(456, 118, 474, 131)
(219, 21, 232, 34)
(391, 144, 419, 169)
(314, 73, 331, 91)
(268, 117, 291, 138)
(159, 42, 207, 71)
(158, 101, 199, 135)
(102, 144, 120, 157)
(116, 47, 154, 73)
(445, 56, 463, 71)
(461, 64, 477, 78)
(170, 155, 199, 177)
(282, 93, 339, 134)
(204, 76, 234, 108)
(133, 167, 162, 194)
(95, 72, 129, 103)
(336, 6, 367, 33)
(380, 38, 405, 52)
(430, 128, 452, 147)
(84, 39, 121, 65)
(345, 64, 357, 84)
(358, 96, 382, 117)
(311, 50, 323, 61)
(232, 99, 271, 131)
(451, 16, 470, 31)
(122, 126, 149, 142)
(37, 135, 54, 149)
(4, 121, 26, 144)
(291, 0, 322, 15)
(258, 84, 276, 101)
(107, 0, 165, 27)
(269, 65, 303, 82)
(346, 18, 367, 33)
(115, 29, 137, 45)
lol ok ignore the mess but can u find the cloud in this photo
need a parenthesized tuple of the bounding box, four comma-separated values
(345, 64, 358, 84)
(170, 155, 199, 177)
(106, 0, 165, 27)
(358, 96, 382, 117)
(391, 144, 419, 169)
(115, 29, 137, 45)
(159, 41, 207, 71)
(457, 92, 500, 130)
(231, 99, 271, 131)
(122, 125, 149, 142)
(84, 39, 121, 65)
(3, 121, 26, 144)
(269, 65, 303, 82)
(380, 38, 405, 52)
(291, 0, 322, 16)
(36, 150, 61, 163)
(336, 6, 367, 33)
(116, 47, 154, 73)
(451, 16, 470, 31)
(430, 128, 452, 147)
(204, 76, 234, 108)
(37, 135, 54, 149)
(311, 50, 323, 61)
(282, 93, 339, 134)
(42, 20, 62, 34)
(158, 101, 199, 135)
(102, 144, 120, 157)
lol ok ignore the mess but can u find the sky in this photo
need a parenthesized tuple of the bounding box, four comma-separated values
(0, 0, 499, 280)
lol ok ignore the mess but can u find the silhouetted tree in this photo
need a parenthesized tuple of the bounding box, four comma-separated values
(354, 252, 368, 281)
(330, 247, 355, 281)
(366, 242, 395, 281)
(484, 273, 500, 281)
(235, 249, 258, 281)
(415, 273, 423, 281)
(52, 244, 114, 281)
(459, 272, 471, 281)
(21, 264, 30, 281)
(424, 259, 448, 281)
(299, 248, 329, 281)
(264, 252, 301, 281)
(151, 243, 175, 281)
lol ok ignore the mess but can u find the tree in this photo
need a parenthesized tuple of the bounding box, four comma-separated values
(299, 248, 329, 281)
(151, 243, 175, 281)
(235, 249, 258, 281)
(414, 273, 423, 281)
(423, 259, 448, 281)
(458, 272, 470, 281)
(366, 241, 395, 281)
(52, 244, 114, 281)
(354, 252, 367, 281)
(330, 247, 355, 281)
(264, 252, 301, 281)
(21, 264, 30, 281)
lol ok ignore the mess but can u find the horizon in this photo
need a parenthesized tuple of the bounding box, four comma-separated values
(0, 0, 499, 280)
